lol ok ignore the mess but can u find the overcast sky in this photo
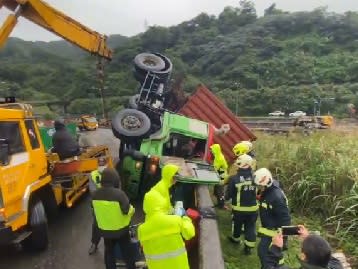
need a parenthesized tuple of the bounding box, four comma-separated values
(0, 0, 357, 41)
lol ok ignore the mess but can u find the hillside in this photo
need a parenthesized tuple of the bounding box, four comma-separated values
(0, 1, 358, 118)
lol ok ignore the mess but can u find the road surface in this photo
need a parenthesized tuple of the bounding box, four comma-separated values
(0, 129, 120, 269)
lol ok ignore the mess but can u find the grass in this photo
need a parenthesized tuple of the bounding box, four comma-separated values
(217, 209, 305, 268)
(218, 129, 358, 267)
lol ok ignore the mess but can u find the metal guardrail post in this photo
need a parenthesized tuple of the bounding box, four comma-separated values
(196, 185, 225, 269)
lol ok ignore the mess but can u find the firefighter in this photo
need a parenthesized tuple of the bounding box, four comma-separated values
(210, 144, 228, 208)
(138, 189, 195, 269)
(226, 154, 258, 255)
(254, 168, 291, 269)
(92, 168, 136, 269)
(146, 164, 179, 214)
(52, 119, 80, 160)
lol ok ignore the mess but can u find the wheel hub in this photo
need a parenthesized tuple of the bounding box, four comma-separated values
(143, 58, 156, 67)
(122, 115, 142, 130)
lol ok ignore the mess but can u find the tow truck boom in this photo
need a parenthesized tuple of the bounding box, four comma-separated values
(0, 0, 112, 60)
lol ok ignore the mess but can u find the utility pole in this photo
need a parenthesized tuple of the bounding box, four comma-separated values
(313, 95, 335, 116)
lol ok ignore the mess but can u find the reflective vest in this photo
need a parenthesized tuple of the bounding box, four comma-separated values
(91, 170, 102, 188)
(138, 214, 195, 269)
(92, 201, 134, 231)
(232, 180, 258, 212)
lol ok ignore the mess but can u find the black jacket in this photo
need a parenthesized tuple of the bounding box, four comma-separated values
(226, 168, 257, 211)
(92, 186, 131, 238)
(52, 123, 80, 160)
(266, 245, 344, 269)
(259, 180, 291, 230)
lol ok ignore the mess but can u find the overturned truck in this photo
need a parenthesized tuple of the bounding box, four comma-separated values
(111, 53, 255, 269)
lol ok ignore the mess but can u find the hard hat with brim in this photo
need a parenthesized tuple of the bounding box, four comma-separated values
(254, 168, 272, 187)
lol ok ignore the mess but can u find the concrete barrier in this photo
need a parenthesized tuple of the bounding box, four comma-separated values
(196, 185, 225, 269)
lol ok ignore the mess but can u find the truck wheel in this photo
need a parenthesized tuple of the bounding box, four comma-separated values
(134, 53, 165, 72)
(128, 94, 140, 109)
(112, 109, 151, 139)
(23, 199, 49, 251)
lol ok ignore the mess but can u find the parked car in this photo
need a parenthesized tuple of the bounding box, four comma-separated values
(268, 111, 285, 116)
(289, 111, 306, 117)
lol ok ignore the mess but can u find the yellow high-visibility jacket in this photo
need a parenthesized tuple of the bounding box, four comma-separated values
(139, 190, 195, 269)
(147, 164, 179, 214)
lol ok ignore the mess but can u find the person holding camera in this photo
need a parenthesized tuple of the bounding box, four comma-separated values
(254, 168, 292, 269)
(266, 225, 343, 269)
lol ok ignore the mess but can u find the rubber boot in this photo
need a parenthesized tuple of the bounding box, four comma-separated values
(244, 245, 252, 255)
(88, 243, 98, 255)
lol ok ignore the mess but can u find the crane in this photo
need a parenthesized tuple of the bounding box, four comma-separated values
(0, 0, 112, 60)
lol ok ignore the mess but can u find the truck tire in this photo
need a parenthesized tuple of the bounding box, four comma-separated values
(112, 109, 151, 139)
(134, 53, 166, 72)
(128, 94, 140, 109)
(23, 199, 48, 251)
(133, 53, 173, 84)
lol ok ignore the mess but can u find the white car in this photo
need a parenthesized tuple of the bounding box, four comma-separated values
(289, 111, 306, 117)
(268, 111, 285, 116)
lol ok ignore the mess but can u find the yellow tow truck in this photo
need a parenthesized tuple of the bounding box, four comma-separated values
(0, 101, 113, 250)
(0, 0, 113, 250)
(78, 115, 99, 131)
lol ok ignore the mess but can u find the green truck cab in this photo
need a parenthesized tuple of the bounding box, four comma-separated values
(117, 112, 220, 203)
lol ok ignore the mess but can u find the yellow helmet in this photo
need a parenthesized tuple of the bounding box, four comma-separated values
(236, 154, 253, 169)
(232, 142, 250, 156)
(241, 141, 253, 152)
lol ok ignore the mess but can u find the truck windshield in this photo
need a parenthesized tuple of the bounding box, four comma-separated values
(163, 133, 206, 160)
(84, 117, 97, 123)
(0, 121, 25, 154)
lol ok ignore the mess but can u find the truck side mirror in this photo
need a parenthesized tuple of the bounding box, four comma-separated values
(0, 139, 10, 166)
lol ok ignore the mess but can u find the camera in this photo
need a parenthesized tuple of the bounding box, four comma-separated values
(281, 226, 300, 236)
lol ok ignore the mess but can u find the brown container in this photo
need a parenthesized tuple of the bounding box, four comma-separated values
(179, 85, 256, 162)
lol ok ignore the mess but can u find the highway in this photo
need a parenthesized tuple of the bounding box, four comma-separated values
(0, 129, 120, 269)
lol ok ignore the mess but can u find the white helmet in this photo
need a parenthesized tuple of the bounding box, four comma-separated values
(254, 168, 273, 187)
(242, 141, 253, 152)
(236, 154, 253, 169)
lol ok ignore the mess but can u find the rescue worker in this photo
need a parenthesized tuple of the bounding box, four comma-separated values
(210, 144, 228, 208)
(52, 119, 80, 160)
(180, 138, 198, 159)
(267, 225, 343, 269)
(147, 164, 180, 214)
(88, 169, 103, 255)
(254, 168, 291, 269)
(138, 189, 195, 269)
(241, 140, 257, 170)
(226, 154, 258, 255)
(92, 168, 136, 269)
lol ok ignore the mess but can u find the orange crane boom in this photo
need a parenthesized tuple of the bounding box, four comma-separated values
(0, 0, 112, 60)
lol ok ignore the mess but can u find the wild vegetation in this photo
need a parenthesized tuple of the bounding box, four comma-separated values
(218, 130, 358, 268)
(255, 131, 358, 245)
(1, 1, 358, 118)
